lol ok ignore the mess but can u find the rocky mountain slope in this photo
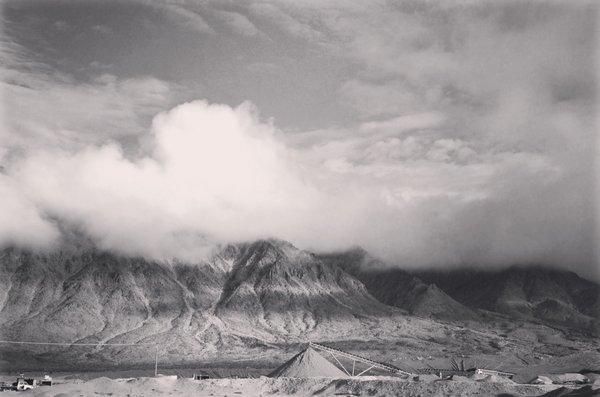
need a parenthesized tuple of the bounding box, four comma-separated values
(414, 266, 600, 334)
(319, 248, 478, 321)
(0, 241, 415, 369)
(0, 241, 598, 372)
(215, 240, 394, 339)
(0, 248, 229, 343)
(320, 248, 598, 334)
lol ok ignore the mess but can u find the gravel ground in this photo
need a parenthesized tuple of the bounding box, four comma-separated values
(0, 374, 583, 397)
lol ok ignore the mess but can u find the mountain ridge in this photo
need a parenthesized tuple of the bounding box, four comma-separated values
(317, 248, 598, 334)
(0, 240, 598, 371)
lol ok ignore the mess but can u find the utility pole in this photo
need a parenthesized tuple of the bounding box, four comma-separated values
(154, 346, 158, 377)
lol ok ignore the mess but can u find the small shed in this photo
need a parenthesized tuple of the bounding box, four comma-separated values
(39, 375, 53, 386)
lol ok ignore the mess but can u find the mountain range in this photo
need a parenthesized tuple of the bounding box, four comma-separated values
(0, 239, 598, 372)
(320, 247, 599, 333)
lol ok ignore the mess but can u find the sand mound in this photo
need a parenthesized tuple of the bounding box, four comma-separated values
(269, 347, 348, 378)
(417, 374, 441, 382)
(546, 373, 590, 384)
(135, 374, 178, 389)
(530, 375, 555, 385)
(474, 374, 516, 384)
(85, 376, 115, 389)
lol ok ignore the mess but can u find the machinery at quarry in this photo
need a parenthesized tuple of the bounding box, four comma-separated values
(272, 342, 516, 381)
(0, 341, 596, 396)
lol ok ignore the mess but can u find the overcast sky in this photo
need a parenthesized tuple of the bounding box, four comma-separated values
(0, 0, 597, 278)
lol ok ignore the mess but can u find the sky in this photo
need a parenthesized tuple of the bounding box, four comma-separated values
(0, 0, 598, 278)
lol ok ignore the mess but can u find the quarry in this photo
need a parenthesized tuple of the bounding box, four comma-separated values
(0, 342, 597, 396)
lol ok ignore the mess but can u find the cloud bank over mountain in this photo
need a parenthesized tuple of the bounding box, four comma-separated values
(0, 99, 593, 275)
(0, 0, 596, 277)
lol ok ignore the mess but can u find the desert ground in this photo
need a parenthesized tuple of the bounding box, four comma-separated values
(2, 344, 598, 397)
(0, 372, 595, 397)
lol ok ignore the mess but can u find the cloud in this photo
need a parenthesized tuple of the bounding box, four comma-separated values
(91, 24, 113, 35)
(8, 101, 325, 260)
(214, 10, 259, 36)
(248, 3, 325, 42)
(158, 4, 214, 35)
(0, 0, 596, 278)
(340, 78, 450, 119)
(0, 33, 174, 155)
(1, 72, 172, 155)
(1, 98, 584, 274)
(359, 113, 445, 133)
(0, 174, 59, 250)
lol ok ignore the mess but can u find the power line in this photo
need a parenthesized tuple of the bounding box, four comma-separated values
(0, 340, 152, 347)
(0, 339, 162, 376)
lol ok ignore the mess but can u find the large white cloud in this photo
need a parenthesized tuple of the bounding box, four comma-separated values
(9, 101, 324, 259)
(1, 99, 590, 277)
(0, 174, 59, 250)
